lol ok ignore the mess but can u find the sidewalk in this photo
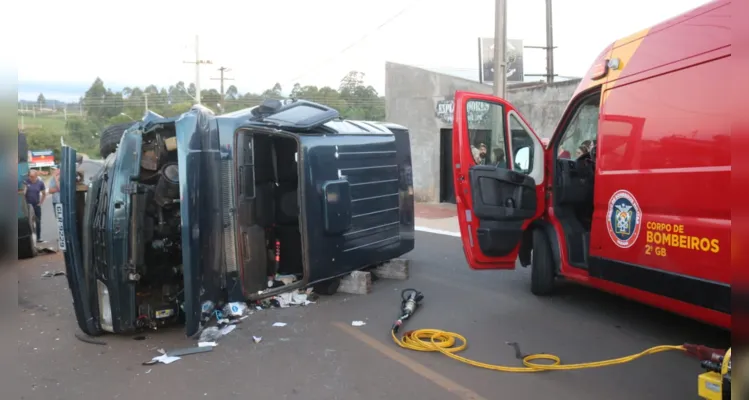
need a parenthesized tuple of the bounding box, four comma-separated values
(414, 203, 460, 236)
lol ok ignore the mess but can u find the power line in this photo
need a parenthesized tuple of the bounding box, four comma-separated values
(284, 0, 423, 87)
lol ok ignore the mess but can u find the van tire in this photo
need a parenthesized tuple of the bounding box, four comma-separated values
(18, 213, 37, 259)
(530, 229, 555, 296)
(99, 122, 136, 159)
(313, 277, 341, 296)
(18, 234, 37, 259)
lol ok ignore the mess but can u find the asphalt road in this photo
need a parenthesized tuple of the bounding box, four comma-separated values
(19, 159, 729, 400)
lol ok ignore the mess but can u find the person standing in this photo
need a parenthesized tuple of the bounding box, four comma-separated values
(24, 169, 46, 243)
(48, 166, 60, 207)
(47, 166, 62, 250)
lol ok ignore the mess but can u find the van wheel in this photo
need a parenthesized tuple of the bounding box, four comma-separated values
(530, 229, 555, 296)
(18, 216, 37, 259)
(313, 278, 341, 296)
(18, 235, 37, 259)
(99, 122, 136, 159)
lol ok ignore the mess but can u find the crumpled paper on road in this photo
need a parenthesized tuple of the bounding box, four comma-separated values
(275, 291, 313, 308)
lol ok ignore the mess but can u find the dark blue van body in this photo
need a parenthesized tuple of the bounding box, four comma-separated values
(59, 100, 415, 337)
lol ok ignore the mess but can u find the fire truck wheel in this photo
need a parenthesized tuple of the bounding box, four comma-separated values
(530, 228, 555, 296)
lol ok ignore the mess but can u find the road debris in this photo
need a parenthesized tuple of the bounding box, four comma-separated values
(37, 246, 58, 254)
(41, 271, 65, 278)
(253, 336, 262, 343)
(166, 346, 214, 357)
(275, 291, 313, 308)
(351, 321, 366, 327)
(198, 327, 223, 342)
(198, 342, 218, 347)
(272, 322, 287, 327)
(74, 331, 107, 345)
(147, 354, 181, 365)
(219, 325, 236, 336)
(223, 302, 248, 317)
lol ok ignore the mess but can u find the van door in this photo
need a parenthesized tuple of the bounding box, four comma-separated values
(59, 146, 101, 335)
(452, 91, 546, 269)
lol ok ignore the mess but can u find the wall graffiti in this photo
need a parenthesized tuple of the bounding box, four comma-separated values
(435, 99, 491, 126)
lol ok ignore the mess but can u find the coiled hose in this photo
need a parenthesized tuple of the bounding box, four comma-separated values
(391, 328, 685, 372)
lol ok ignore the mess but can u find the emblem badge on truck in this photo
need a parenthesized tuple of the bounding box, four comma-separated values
(606, 190, 642, 248)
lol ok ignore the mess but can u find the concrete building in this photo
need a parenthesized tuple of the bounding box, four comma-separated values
(385, 61, 581, 204)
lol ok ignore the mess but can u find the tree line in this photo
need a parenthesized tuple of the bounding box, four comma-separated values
(24, 71, 385, 159)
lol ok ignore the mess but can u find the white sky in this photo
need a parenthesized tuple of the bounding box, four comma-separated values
(15, 0, 710, 98)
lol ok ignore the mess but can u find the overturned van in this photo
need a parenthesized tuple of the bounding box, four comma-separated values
(59, 99, 415, 337)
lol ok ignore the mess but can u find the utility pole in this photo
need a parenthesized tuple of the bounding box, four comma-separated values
(183, 35, 213, 104)
(525, 0, 557, 83)
(544, 0, 555, 83)
(211, 66, 234, 109)
(144, 93, 149, 113)
(493, 0, 507, 97)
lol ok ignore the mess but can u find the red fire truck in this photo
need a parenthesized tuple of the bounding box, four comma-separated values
(451, 0, 730, 329)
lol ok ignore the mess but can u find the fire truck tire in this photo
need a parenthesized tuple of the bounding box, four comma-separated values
(99, 122, 136, 159)
(530, 228, 555, 296)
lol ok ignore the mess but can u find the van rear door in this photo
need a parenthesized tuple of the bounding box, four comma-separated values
(452, 91, 546, 269)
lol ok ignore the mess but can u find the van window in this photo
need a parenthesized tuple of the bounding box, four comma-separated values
(509, 113, 534, 174)
(557, 94, 601, 159)
(466, 100, 507, 168)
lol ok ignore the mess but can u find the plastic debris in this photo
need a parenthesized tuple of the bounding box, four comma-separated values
(151, 354, 181, 365)
(253, 336, 262, 343)
(198, 327, 223, 342)
(351, 321, 366, 327)
(275, 274, 297, 285)
(272, 322, 287, 327)
(198, 342, 218, 347)
(41, 271, 65, 278)
(223, 302, 248, 317)
(219, 325, 236, 336)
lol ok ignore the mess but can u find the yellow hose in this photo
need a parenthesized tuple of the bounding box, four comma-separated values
(391, 328, 686, 372)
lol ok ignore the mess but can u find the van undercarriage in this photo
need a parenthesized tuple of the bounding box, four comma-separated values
(92, 124, 185, 332)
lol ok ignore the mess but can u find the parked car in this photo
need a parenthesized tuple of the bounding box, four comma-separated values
(59, 99, 415, 337)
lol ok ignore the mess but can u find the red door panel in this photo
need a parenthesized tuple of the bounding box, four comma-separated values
(451, 91, 546, 269)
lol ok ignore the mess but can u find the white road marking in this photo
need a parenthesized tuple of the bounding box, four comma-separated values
(414, 226, 461, 237)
